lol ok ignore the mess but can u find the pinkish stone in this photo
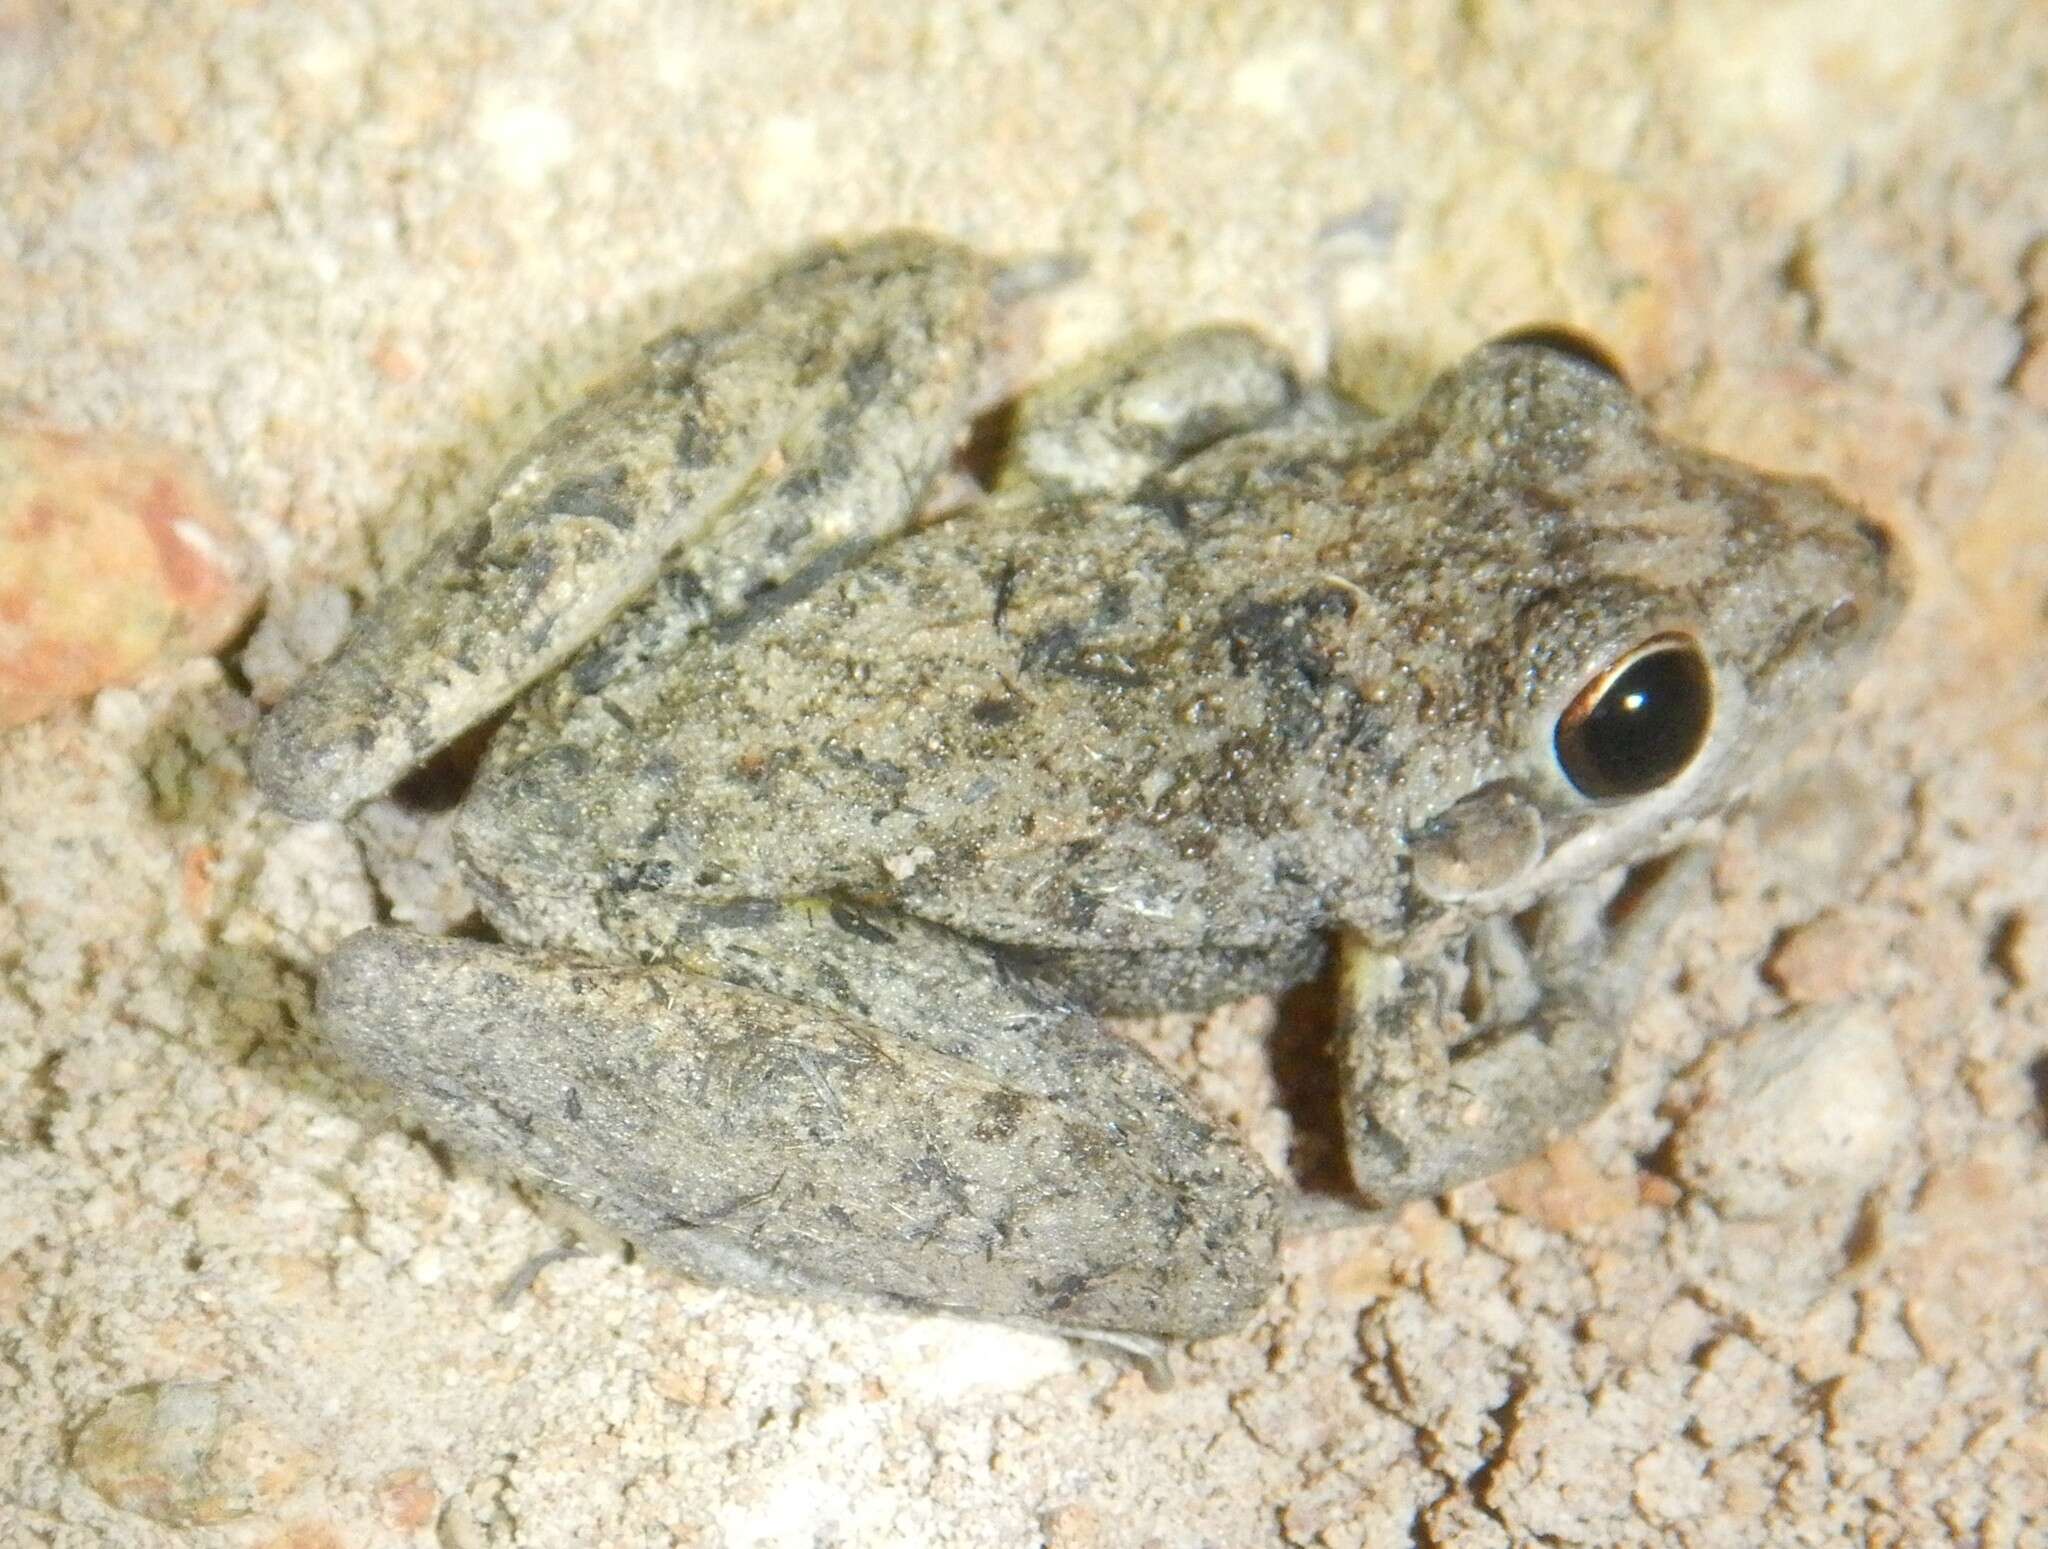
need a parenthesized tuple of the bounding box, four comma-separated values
(0, 424, 260, 726)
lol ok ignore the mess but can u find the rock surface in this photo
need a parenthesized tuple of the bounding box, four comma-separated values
(2, 4, 2042, 1546)
(0, 426, 258, 727)
(1667, 1006, 1916, 1221)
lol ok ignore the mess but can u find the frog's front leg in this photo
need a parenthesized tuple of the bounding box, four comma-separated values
(316, 906, 1279, 1348)
(1337, 848, 1712, 1206)
(254, 233, 1011, 820)
(995, 325, 1300, 499)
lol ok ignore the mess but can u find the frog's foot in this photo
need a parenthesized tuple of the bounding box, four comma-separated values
(316, 911, 1279, 1342)
(995, 325, 1299, 499)
(253, 233, 1012, 821)
(1336, 847, 1712, 1207)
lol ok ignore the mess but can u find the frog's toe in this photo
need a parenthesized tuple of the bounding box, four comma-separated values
(1343, 1011, 1616, 1205)
(249, 652, 428, 821)
(1334, 931, 1621, 1207)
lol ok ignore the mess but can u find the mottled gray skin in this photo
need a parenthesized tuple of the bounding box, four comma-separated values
(253, 234, 1906, 1353)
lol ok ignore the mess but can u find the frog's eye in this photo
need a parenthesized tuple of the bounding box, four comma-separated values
(1554, 634, 1713, 800)
(1492, 325, 1628, 386)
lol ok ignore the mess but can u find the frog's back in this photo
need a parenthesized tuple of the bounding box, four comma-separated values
(459, 448, 1422, 956)
(456, 337, 1901, 962)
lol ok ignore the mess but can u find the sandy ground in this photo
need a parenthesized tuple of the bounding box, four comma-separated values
(3, 2, 2045, 1545)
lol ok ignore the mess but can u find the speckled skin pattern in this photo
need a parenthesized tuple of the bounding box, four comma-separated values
(253, 234, 1906, 1348)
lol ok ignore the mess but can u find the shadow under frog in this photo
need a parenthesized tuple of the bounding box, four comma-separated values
(250, 233, 1905, 1363)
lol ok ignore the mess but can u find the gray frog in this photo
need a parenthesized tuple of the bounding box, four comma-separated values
(252, 233, 1904, 1356)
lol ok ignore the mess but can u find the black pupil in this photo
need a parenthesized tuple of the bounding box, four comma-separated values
(1557, 645, 1712, 799)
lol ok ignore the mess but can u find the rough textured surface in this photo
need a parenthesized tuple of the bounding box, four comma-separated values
(0, 3, 2042, 1546)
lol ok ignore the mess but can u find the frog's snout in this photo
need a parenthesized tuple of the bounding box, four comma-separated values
(1839, 503, 1907, 608)
(1780, 476, 1911, 653)
(1831, 505, 1910, 650)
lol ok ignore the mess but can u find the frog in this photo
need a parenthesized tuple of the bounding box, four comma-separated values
(250, 232, 1905, 1359)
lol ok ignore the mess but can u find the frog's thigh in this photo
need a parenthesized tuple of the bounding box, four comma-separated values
(254, 233, 1004, 821)
(997, 325, 1299, 498)
(318, 927, 1278, 1340)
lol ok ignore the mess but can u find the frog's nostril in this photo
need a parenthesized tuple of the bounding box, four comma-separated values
(1854, 517, 1894, 563)
(1819, 597, 1864, 638)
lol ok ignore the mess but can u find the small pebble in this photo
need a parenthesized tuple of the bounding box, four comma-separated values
(69, 1380, 251, 1526)
(0, 424, 259, 727)
(1765, 909, 1888, 1003)
(1991, 908, 2042, 989)
(1489, 1138, 1644, 1232)
(238, 580, 352, 705)
(374, 1466, 441, 1531)
(1670, 1006, 1915, 1219)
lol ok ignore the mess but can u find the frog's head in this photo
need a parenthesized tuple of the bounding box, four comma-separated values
(1396, 335, 1909, 912)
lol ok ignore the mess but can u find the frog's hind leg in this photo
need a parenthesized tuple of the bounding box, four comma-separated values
(1336, 848, 1713, 1207)
(994, 325, 1301, 499)
(315, 904, 1280, 1344)
(254, 234, 1012, 821)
